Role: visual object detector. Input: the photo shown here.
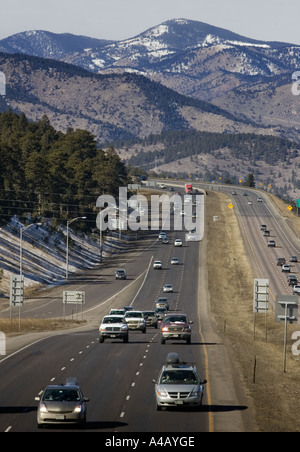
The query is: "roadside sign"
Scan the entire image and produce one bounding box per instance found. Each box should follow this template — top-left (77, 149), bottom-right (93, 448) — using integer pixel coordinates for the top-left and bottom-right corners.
top-left (10, 275), bottom-right (24, 306)
top-left (297, 199), bottom-right (300, 208)
top-left (275, 295), bottom-right (298, 323)
top-left (253, 279), bottom-right (269, 313)
top-left (63, 291), bottom-right (85, 304)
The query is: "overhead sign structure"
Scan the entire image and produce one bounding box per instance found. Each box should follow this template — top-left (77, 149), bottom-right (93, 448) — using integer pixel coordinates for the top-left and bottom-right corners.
top-left (253, 279), bottom-right (269, 313)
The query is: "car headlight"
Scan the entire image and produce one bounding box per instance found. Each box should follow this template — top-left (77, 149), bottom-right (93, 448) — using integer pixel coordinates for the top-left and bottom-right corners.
top-left (120, 325), bottom-right (128, 331)
top-left (162, 327), bottom-right (169, 332)
top-left (39, 402), bottom-right (48, 413)
top-left (74, 404), bottom-right (84, 414)
top-left (157, 389), bottom-right (168, 397)
top-left (190, 389), bottom-right (201, 397)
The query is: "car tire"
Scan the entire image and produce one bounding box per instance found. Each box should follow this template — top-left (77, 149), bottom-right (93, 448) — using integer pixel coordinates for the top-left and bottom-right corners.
top-left (156, 404), bottom-right (162, 411)
top-left (161, 337), bottom-right (165, 345)
top-left (186, 337), bottom-right (191, 344)
top-left (99, 336), bottom-right (104, 343)
top-left (123, 335), bottom-right (129, 343)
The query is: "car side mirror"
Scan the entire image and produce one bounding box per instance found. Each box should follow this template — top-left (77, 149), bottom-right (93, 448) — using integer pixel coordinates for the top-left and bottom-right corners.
top-left (201, 379), bottom-right (207, 385)
top-left (35, 397), bottom-right (40, 401)
top-left (152, 379), bottom-right (158, 384)
top-left (84, 397), bottom-right (90, 402)
top-left (189, 320), bottom-right (193, 324)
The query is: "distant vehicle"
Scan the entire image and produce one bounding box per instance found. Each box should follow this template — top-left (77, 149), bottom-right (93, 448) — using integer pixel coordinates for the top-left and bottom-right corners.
top-left (143, 311), bottom-right (158, 328)
top-left (99, 315), bottom-right (129, 343)
top-left (260, 225), bottom-right (267, 231)
top-left (257, 197), bottom-right (263, 202)
top-left (124, 310), bottom-right (146, 333)
top-left (156, 297), bottom-right (169, 311)
top-left (153, 260), bottom-right (163, 269)
top-left (162, 237), bottom-right (169, 244)
top-left (185, 183), bottom-right (193, 194)
top-left (160, 314), bottom-right (193, 345)
top-left (153, 353), bottom-right (207, 411)
top-left (109, 308), bottom-right (125, 316)
top-left (288, 275), bottom-right (297, 286)
top-left (159, 231), bottom-right (167, 239)
top-left (264, 230), bottom-right (270, 237)
top-left (115, 269), bottom-right (127, 280)
top-left (35, 378), bottom-right (89, 427)
top-left (171, 257), bottom-right (179, 265)
top-left (155, 307), bottom-right (168, 322)
top-left (268, 240), bottom-right (276, 247)
top-left (248, 201), bottom-right (252, 205)
top-left (243, 192), bottom-right (248, 196)
top-left (174, 239), bottom-right (183, 247)
top-left (277, 258), bottom-right (286, 266)
top-left (290, 256), bottom-right (298, 263)
top-left (293, 285), bottom-right (300, 295)
top-left (163, 284), bottom-right (173, 293)
top-left (282, 264), bottom-right (291, 273)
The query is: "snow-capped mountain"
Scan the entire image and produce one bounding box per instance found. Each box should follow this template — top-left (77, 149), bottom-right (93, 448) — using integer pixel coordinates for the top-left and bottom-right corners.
top-left (1, 19), bottom-right (300, 141)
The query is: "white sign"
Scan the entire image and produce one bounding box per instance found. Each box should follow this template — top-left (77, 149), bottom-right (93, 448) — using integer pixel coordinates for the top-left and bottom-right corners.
top-left (253, 279), bottom-right (269, 313)
top-left (10, 275), bottom-right (24, 306)
top-left (63, 291), bottom-right (85, 305)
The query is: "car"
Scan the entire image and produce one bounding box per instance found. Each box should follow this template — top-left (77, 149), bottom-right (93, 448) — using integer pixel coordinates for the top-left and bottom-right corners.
top-left (268, 240), bottom-right (276, 247)
top-left (290, 256), bottom-right (298, 263)
top-left (277, 258), bottom-right (286, 266)
top-left (171, 257), bottom-right (179, 265)
top-left (124, 310), bottom-right (146, 333)
top-left (109, 308), bottom-right (125, 316)
top-left (163, 284), bottom-right (173, 293)
top-left (257, 197), bottom-right (263, 202)
top-left (115, 269), bottom-right (127, 280)
top-left (293, 285), bottom-right (300, 295)
top-left (153, 260), bottom-right (163, 269)
top-left (99, 315), bottom-right (129, 343)
top-left (174, 239), bottom-right (183, 247)
top-left (35, 378), bottom-right (89, 428)
top-left (282, 264), bottom-right (291, 273)
top-left (248, 201), bottom-right (252, 205)
top-left (288, 275), bottom-right (298, 286)
top-left (162, 237), bottom-right (169, 244)
top-left (143, 311), bottom-right (158, 328)
top-left (153, 353), bottom-right (207, 411)
top-left (155, 307), bottom-right (168, 323)
top-left (156, 297), bottom-right (169, 310)
top-left (160, 314), bottom-right (193, 345)
top-left (260, 225), bottom-right (267, 231)
top-left (264, 230), bottom-right (271, 237)
top-left (159, 231), bottom-right (167, 239)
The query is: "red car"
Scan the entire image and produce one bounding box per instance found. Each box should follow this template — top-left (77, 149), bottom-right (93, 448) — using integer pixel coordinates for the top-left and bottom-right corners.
top-left (160, 314), bottom-right (193, 345)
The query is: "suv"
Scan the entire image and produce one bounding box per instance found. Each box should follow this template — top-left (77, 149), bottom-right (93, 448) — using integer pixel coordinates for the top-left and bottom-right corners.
top-left (153, 353), bottom-right (207, 411)
top-left (156, 297), bottom-right (169, 310)
top-left (99, 315), bottom-right (129, 343)
top-left (143, 311), bottom-right (158, 328)
top-left (35, 378), bottom-right (89, 427)
top-left (115, 269), bottom-right (127, 280)
top-left (160, 314), bottom-right (193, 344)
top-left (124, 310), bottom-right (146, 333)
top-left (153, 260), bottom-right (163, 270)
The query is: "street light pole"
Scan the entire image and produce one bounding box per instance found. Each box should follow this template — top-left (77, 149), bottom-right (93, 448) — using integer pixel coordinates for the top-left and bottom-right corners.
top-left (66, 216), bottom-right (87, 280)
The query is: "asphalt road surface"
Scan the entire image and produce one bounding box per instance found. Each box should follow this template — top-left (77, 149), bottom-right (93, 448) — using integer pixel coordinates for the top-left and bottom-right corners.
top-left (0, 188), bottom-right (269, 434)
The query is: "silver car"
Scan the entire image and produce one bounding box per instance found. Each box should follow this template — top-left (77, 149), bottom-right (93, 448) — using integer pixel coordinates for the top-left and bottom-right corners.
top-left (153, 354), bottom-right (207, 410)
top-left (36, 378), bottom-right (89, 427)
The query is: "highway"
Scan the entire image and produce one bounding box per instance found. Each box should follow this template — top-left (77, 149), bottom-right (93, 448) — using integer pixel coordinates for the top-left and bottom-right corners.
top-left (0, 192), bottom-right (256, 433)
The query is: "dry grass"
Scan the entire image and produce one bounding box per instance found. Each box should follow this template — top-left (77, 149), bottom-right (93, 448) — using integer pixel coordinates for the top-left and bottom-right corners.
top-left (206, 190), bottom-right (300, 432)
top-left (0, 318), bottom-right (85, 335)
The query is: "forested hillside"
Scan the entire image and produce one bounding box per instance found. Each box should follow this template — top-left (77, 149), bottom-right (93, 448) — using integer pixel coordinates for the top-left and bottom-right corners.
top-left (0, 111), bottom-right (129, 225)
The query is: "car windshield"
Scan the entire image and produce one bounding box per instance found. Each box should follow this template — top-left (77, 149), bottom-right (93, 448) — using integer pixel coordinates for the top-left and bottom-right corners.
top-left (126, 312), bottom-right (142, 318)
top-left (160, 370), bottom-right (198, 385)
top-left (103, 317), bottom-right (124, 324)
top-left (43, 388), bottom-right (81, 402)
top-left (164, 316), bottom-right (187, 324)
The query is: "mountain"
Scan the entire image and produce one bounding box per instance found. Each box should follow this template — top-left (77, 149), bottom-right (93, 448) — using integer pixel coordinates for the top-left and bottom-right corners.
top-left (1, 52), bottom-right (273, 143)
top-left (1, 19), bottom-right (300, 140)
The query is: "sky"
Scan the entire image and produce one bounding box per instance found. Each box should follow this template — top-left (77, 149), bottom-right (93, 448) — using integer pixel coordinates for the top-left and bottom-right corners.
top-left (1, 0), bottom-right (300, 45)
